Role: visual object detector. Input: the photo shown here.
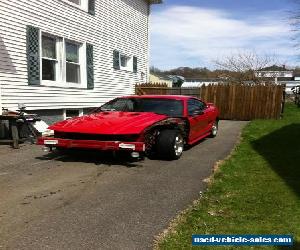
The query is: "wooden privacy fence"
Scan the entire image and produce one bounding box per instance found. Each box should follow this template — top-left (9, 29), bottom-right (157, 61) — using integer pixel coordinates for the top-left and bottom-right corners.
top-left (135, 83), bottom-right (285, 120)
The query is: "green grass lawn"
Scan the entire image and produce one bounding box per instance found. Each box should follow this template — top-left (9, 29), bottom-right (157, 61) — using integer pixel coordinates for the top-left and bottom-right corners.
top-left (157, 104), bottom-right (300, 250)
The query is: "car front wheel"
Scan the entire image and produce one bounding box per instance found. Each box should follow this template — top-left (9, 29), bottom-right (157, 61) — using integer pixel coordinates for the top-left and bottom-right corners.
top-left (156, 129), bottom-right (184, 160)
top-left (210, 121), bottom-right (219, 137)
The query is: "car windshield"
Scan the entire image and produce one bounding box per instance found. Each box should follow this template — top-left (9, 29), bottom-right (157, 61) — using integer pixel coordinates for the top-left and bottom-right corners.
top-left (100, 98), bottom-right (184, 117)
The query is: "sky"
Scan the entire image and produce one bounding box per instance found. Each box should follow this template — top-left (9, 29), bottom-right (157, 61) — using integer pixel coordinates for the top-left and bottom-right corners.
top-left (150, 0), bottom-right (298, 70)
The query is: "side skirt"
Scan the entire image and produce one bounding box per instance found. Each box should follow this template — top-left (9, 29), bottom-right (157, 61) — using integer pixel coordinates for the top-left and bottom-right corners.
top-left (187, 131), bottom-right (211, 145)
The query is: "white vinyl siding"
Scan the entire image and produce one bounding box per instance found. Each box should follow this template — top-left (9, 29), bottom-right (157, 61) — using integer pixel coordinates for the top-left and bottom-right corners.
top-left (0, 0), bottom-right (150, 111)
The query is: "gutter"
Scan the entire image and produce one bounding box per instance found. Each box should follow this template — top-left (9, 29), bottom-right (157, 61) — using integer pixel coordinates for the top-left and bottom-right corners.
top-left (149, 0), bottom-right (163, 4)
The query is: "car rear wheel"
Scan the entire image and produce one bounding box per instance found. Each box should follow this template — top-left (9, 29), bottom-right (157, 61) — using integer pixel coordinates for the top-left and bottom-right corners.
top-left (156, 130), bottom-right (184, 160)
top-left (210, 121), bottom-right (219, 137)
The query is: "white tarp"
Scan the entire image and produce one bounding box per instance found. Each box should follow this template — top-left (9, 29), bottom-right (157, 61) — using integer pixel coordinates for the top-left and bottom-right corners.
top-left (33, 120), bottom-right (54, 136)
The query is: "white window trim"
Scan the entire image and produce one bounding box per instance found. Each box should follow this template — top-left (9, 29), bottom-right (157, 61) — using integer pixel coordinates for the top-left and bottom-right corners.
top-left (63, 109), bottom-right (84, 120)
top-left (60, 0), bottom-right (89, 12)
top-left (40, 31), bottom-right (87, 88)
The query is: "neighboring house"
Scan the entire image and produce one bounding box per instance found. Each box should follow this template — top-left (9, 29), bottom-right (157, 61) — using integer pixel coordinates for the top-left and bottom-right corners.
top-left (255, 65), bottom-right (293, 84)
top-left (182, 78), bottom-right (220, 88)
top-left (294, 74), bottom-right (300, 81)
top-left (0, 0), bottom-right (162, 123)
top-left (280, 80), bottom-right (300, 94)
top-left (149, 73), bottom-right (173, 87)
top-left (281, 73), bottom-right (300, 94)
top-left (168, 75), bottom-right (185, 87)
top-left (255, 66), bottom-right (300, 94)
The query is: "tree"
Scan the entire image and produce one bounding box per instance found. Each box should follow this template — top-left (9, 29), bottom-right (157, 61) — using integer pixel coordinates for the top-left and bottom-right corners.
top-left (150, 66), bottom-right (162, 75)
top-left (214, 51), bottom-right (279, 84)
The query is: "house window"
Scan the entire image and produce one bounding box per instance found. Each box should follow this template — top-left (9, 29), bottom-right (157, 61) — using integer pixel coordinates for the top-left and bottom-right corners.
top-left (66, 41), bottom-right (81, 83)
top-left (63, 0), bottom-right (89, 11)
top-left (120, 54), bottom-right (129, 68)
top-left (120, 54), bottom-right (132, 71)
top-left (42, 35), bottom-right (58, 81)
top-left (67, 0), bottom-right (80, 5)
top-left (41, 32), bottom-right (85, 87)
top-left (64, 109), bottom-right (83, 120)
top-left (113, 50), bottom-right (137, 72)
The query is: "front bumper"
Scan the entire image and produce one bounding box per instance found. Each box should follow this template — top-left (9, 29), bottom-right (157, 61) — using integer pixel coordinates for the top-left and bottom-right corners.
top-left (37, 137), bottom-right (146, 152)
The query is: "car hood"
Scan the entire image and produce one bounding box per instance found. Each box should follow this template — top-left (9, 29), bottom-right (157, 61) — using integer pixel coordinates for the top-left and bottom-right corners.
top-left (49, 112), bottom-right (168, 135)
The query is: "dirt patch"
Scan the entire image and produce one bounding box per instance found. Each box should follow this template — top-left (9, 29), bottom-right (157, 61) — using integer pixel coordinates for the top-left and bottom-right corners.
top-left (0, 156), bottom-right (109, 245)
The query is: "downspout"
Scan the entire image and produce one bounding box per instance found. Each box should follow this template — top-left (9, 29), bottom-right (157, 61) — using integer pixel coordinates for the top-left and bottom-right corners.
top-left (147, 3), bottom-right (151, 83)
top-left (0, 81), bottom-right (2, 115)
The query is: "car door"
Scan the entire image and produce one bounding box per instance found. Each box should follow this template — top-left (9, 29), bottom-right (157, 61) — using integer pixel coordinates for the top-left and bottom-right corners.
top-left (187, 99), bottom-right (210, 142)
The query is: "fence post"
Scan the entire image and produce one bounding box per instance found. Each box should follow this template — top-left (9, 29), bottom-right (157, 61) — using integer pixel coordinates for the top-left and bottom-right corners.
top-left (281, 84), bottom-right (286, 119)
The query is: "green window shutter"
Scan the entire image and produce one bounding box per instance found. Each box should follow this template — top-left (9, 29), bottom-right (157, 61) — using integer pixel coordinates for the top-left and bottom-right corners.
top-left (113, 50), bottom-right (120, 70)
top-left (88, 0), bottom-right (95, 15)
top-left (26, 25), bottom-right (40, 85)
top-left (133, 56), bottom-right (138, 73)
top-left (86, 43), bottom-right (94, 90)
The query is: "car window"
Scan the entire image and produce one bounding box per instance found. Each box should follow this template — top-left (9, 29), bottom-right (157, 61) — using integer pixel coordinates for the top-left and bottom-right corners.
top-left (99, 98), bottom-right (183, 117)
top-left (101, 99), bottom-right (135, 112)
top-left (136, 99), bottom-right (183, 117)
top-left (188, 99), bottom-right (206, 116)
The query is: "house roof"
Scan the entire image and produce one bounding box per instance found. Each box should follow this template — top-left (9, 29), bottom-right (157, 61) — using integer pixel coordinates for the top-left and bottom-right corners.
top-left (259, 65), bottom-right (290, 72)
top-left (185, 78), bottom-right (221, 82)
top-left (149, 0), bottom-right (163, 4)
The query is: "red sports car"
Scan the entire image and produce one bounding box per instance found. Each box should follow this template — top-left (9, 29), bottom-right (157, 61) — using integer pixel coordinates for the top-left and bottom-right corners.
top-left (38, 95), bottom-right (219, 160)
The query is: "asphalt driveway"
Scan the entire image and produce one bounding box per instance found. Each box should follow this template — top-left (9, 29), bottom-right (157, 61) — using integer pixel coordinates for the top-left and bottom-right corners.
top-left (0, 120), bottom-right (247, 250)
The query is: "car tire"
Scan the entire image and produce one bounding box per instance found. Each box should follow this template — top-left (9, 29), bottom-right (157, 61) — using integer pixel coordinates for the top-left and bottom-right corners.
top-left (210, 120), bottom-right (219, 138)
top-left (156, 129), bottom-right (184, 160)
top-left (55, 147), bottom-right (69, 154)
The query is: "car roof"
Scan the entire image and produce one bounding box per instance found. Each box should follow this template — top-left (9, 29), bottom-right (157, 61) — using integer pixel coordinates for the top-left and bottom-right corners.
top-left (122, 95), bottom-right (194, 101)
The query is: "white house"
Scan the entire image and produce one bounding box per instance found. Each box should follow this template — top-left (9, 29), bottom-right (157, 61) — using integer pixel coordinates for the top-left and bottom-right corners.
top-left (255, 71), bottom-right (293, 78)
top-left (255, 65), bottom-right (294, 85)
top-left (182, 78), bottom-right (220, 88)
top-left (0, 0), bottom-right (162, 123)
top-left (294, 74), bottom-right (300, 81)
